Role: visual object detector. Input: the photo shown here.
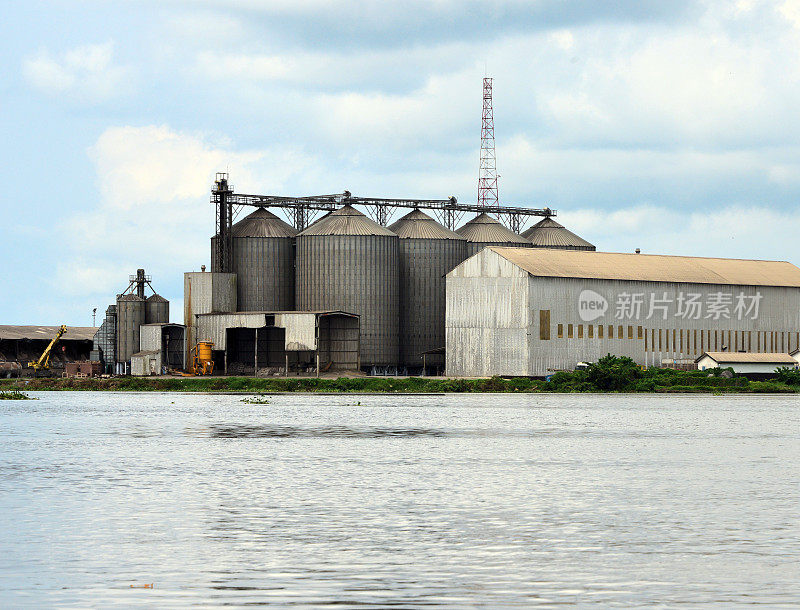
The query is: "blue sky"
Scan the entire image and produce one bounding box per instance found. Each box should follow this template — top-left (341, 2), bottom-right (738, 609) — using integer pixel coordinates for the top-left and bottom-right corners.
top-left (3, 0), bottom-right (800, 326)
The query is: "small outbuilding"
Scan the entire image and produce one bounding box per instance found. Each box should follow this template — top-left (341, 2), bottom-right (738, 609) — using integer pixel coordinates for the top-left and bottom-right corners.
top-left (695, 352), bottom-right (797, 375)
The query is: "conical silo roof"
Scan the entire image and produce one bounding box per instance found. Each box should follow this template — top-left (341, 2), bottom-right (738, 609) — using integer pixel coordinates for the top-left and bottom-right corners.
top-left (297, 204), bottom-right (397, 237)
top-left (455, 212), bottom-right (529, 244)
top-left (146, 293), bottom-right (168, 302)
top-left (521, 217), bottom-right (595, 250)
top-left (231, 208), bottom-right (297, 237)
top-left (388, 209), bottom-right (463, 240)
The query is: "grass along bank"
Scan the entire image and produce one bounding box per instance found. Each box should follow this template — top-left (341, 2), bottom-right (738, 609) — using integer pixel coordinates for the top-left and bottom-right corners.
top-left (1, 357), bottom-right (799, 393)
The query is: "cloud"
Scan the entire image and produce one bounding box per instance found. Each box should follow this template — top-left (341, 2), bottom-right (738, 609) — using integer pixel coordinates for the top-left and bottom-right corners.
top-left (559, 205), bottom-right (800, 263)
top-left (22, 42), bottom-right (129, 102)
top-left (56, 125), bottom-right (320, 309)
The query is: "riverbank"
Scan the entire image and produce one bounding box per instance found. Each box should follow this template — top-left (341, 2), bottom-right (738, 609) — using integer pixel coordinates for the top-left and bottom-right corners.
top-left (1, 369), bottom-right (798, 393)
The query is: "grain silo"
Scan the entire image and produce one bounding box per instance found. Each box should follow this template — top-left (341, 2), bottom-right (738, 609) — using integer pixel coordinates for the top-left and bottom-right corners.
top-left (521, 217), bottom-right (595, 251)
top-left (212, 208), bottom-right (297, 311)
top-left (145, 293), bottom-right (169, 324)
top-left (116, 293), bottom-right (145, 364)
top-left (388, 209), bottom-right (466, 371)
top-left (456, 212), bottom-right (531, 257)
top-left (296, 204), bottom-right (399, 369)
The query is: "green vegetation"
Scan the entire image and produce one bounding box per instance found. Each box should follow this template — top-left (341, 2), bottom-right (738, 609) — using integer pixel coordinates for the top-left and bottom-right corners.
top-left (0, 355), bottom-right (797, 394)
top-left (0, 389), bottom-right (34, 400)
top-left (543, 355), bottom-right (792, 393)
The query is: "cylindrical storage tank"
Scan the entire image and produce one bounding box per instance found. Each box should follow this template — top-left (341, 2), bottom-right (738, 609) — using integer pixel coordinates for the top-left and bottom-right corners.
top-left (116, 294), bottom-right (145, 363)
top-left (388, 209), bottom-right (466, 370)
top-left (296, 205), bottom-right (399, 368)
top-left (145, 294), bottom-right (169, 324)
top-left (456, 212), bottom-right (532, 257)
top-left (521, 216), bottom-right (596, 251)
top-left (212, 208), bottom-right (297, 311)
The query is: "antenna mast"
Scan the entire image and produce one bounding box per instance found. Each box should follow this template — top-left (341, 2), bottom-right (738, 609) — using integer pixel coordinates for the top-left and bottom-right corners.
top-left (478, 77), bottom-right (499, 207)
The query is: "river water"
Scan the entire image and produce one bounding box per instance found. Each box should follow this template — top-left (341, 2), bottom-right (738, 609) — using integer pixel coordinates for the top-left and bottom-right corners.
top-left (1, 392), bottom-right (798, 608)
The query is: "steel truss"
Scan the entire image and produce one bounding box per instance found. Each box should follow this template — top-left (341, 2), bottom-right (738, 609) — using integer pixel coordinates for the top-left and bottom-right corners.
top-left (211, 173), bottom-right (554, 272)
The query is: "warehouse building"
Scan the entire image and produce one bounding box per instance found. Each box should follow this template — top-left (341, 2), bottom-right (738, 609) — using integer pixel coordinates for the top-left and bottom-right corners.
top-left (446, 248), bottom-right (800, 377)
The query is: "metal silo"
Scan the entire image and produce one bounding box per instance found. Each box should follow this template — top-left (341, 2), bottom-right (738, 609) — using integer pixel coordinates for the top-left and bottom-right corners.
top-left (521, 216), bottom-right (596, 250)
top-left (212, 208), bottom-right (297, 311)
top-left (145, 293), bottom-right (169, 324)
top-left (116, 293), bottom-right (145, 363)
top-left (296, 204), bottom-right (399, 369)
top-left (388, 209), bottom-right (466, 371)
top-left (456, 212), bottom-right (531, 257)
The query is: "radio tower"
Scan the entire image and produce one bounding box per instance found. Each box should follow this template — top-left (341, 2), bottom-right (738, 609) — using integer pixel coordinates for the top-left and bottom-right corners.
top-left (477, 77), bottom-right (498, 207)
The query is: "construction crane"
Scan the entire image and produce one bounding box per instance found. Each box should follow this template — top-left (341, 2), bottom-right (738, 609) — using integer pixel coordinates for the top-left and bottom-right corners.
top-left (28, 325), bottom-right (67, 372)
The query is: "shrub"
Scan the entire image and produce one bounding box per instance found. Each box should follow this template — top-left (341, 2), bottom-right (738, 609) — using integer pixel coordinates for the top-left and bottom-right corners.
top-left (584, 354), bottom-right (642, 391)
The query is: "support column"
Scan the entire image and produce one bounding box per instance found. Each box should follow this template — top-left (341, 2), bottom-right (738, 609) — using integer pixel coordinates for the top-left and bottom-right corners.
top-left (316, 352), bottom-right (320, 378)
top-left (254, 328), bottom-right (258, 375)
top-left (285, 353), bottom-right (289, 377)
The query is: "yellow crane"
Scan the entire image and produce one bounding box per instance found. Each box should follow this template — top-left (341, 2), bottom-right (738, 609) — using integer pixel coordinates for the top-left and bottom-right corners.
top-left (28, 325), bottom-right (67, 371)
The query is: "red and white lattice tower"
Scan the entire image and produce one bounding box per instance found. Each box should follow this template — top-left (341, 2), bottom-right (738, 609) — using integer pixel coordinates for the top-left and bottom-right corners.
top-left (477, 77), bottom-right (498, 207)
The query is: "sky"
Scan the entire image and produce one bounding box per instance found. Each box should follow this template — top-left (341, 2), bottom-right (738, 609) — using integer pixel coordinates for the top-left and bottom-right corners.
top-left (3, 0), bottom-right (800, 326)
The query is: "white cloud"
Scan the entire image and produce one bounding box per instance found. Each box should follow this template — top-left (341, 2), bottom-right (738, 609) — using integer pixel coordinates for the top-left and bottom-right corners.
top-left (22, 42), bottom-right (129, 102)
top-left (56, 125), bottom-right (321, 307)
top-left (559, 205), bottom-right (800, 263)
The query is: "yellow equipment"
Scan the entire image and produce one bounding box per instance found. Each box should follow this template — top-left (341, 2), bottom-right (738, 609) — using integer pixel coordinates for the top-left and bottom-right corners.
top-left (28, 325), bottom-right (67, 371)
top-left (190, 342), bottom-right (215, 376)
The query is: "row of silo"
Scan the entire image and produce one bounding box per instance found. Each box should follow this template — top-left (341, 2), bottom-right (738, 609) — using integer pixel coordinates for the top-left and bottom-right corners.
top-left (209, 205), bottom-right (592, 371)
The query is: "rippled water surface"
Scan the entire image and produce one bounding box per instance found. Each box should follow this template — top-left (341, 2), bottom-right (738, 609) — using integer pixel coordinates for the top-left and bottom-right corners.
top-left (1, 392), bottom-right (799, 607)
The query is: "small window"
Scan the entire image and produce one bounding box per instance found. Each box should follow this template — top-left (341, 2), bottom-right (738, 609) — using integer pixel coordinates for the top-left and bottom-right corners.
top-left (568, 324), bottom-right (574, 338)
top-left (659, 329), bottom-right (663, 350)
top-left (609, 325), bottom-right (614, 338)
top-left (637, 326), bottom-right (643, 340)
top-left (588, 325), bottom-right (594, 338)
top-left (578, 324), bottom-right (583, 338)
top-left (598, 325), bottom-right (604, 338)
top-left (628, 325), bottom-right (633, 339)
top-left (558, 324), bottom-right (563, 338)
top-left (539, 310), bottom-right (551, 340)
top-left (618, 325), bottom-right (623, 339)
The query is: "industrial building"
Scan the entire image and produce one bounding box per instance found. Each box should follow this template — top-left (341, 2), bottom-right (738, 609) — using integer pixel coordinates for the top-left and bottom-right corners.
top-left (93, 269), bottom-right (181, 375)
top-left (0, 326), bottom-right (96, 377)
top-left (446, 247), bottom-right (800, 377)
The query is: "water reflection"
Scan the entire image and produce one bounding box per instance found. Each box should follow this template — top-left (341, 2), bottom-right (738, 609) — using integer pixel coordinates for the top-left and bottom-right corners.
top-left (206, 424), bottom-right (448, 438)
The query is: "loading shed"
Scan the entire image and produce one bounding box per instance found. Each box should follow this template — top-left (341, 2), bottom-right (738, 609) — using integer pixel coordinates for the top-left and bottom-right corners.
top-left (194, 311), bottom-right (360, 375)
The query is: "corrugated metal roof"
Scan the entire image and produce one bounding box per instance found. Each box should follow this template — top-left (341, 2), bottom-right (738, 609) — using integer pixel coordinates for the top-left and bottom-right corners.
top-left (231, 208), bottom-right (297, 238)
top-left (522, 217), bottom-right (595, 250)
top-left (297, 205), bottom-right (397, 237)
top-left (696, 352), bottom-right (797, 364)
top-left (456, 213), bottom-right (529, 244)
top-left (489, 247), bottom-right (800, 287)
top-left (388, 209), bottom-right (464, 240)
top-left (146, 294), bottom-right (168, 302)
top-left (0, 325), bottom-right (98, 341)
top-left (118, 294), bottom-right (144, 302)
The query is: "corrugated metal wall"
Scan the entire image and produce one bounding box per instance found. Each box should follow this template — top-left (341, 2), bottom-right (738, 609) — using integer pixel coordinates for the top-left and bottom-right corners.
top-left (116, 295), bottom-right (145, 363)
top-left (145, 294), bottom-right (169, 324)
top-left (233, 237), bottom-right (295, 311)
top-left (295, 235), bottom-right (399, 366)
top-left (397, 238), bottom-right (466, 367)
